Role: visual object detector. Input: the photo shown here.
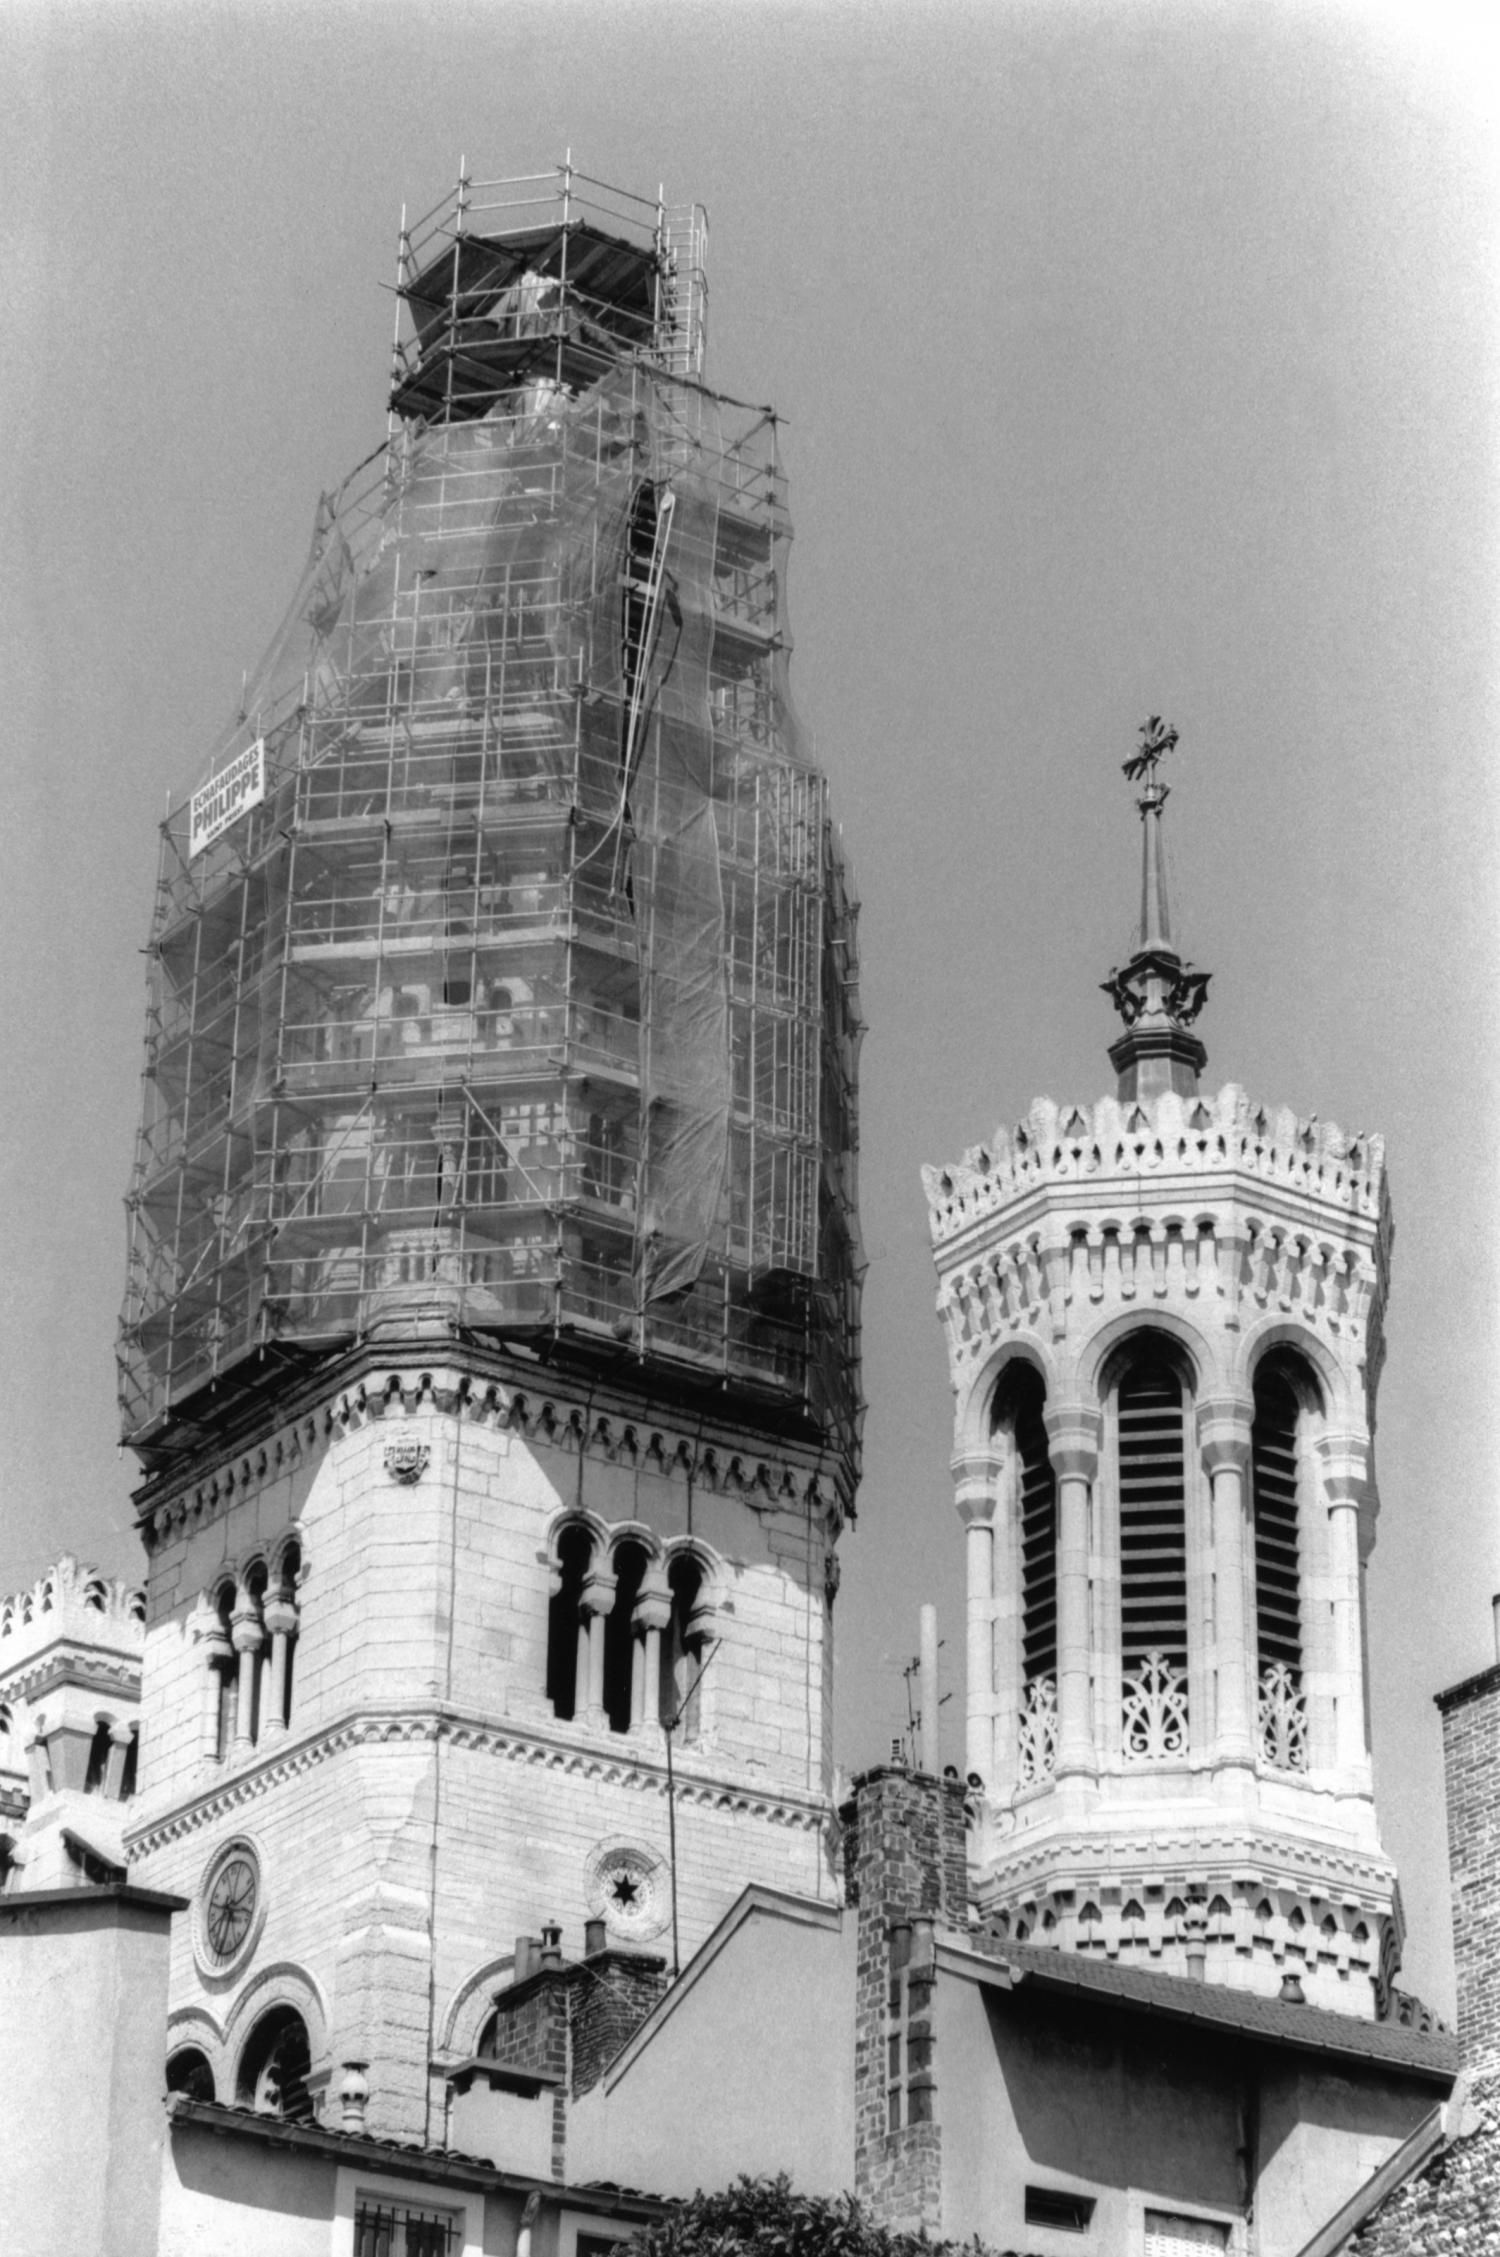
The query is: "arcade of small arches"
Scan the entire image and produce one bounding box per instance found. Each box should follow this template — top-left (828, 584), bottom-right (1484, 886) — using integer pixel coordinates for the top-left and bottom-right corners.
top-left (959, 1324), bottom-right (1369, 1796)
top-left (546, 1521), bottom-right (719, 1742)
top-left (198, 1537), bottom-right (305, 1762)
top-left (165, 2002), bottom-right (315, 2120)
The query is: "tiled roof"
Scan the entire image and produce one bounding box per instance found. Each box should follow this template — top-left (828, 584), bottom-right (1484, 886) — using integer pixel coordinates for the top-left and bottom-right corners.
top-left (975, 1939), bottom-right (1458, 2081)
top-left (165, 2097), bottom-right (666, 2210)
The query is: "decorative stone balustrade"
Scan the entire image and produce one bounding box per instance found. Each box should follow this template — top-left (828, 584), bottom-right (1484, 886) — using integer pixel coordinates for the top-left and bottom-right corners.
top-left (923, 1084), bottom-right (1387, 1248)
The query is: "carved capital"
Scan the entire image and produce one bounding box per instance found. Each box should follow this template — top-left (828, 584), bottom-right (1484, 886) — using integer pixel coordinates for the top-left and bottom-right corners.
top-left (1043, 1403), bottom-right (1102, 1482)
top-left (230, 1610), bottom-right (265, 1656)
top-left (262, 1599), bottom-right (298, 1639)
top-left (633, 1576), bottom-right (672, 1636)
top-left (1196, 1395), bottom-right (1253, 1477)
top-left (580, 1569), bottom-right (618, 1620)
top-left (951, 1451), bottom-right (1000, 1527)
top-left (1315, 1431), bottom-right (1370, 1509)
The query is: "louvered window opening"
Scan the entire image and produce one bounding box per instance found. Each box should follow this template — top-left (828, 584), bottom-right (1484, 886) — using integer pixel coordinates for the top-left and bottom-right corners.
top-left (1252, 1370), bottom-right (1302, 1676)
top-left (1118, 1359), bottom-right (1188, 1671)
top-left (1018, 1390), bottom-right (1058, 1684)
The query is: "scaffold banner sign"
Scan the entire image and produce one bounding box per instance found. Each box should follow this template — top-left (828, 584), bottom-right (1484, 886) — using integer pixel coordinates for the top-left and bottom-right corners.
top-left (190, 740), bottom-right (266, 858)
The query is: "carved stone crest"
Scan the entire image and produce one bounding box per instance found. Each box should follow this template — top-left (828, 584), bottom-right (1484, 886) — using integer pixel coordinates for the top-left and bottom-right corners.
top-left (383, 1437), bottom-right (430, 1486)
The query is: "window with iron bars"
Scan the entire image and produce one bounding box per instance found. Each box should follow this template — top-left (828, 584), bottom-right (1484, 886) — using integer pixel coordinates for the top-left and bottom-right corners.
top-left (354, 2196), bottom-right (462, 2257)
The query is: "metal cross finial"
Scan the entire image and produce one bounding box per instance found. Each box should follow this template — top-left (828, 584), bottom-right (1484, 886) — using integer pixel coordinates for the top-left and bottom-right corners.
top-left (1122, 715), bottom-right (1179, 786)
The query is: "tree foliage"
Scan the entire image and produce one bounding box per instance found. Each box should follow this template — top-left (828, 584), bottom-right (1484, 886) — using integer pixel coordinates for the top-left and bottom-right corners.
top-left (632, 2175), bottom-right (1037, 2257)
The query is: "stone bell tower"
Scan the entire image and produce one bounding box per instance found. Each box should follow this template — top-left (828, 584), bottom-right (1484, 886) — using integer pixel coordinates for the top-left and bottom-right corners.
top-left (922, 721), bottom-right (1402, 2017)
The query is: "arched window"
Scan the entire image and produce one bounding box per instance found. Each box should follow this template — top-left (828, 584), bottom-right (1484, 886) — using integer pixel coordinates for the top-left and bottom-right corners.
top-left (660, 1554), bottom-right (707, 1743)
top-left (166, 2047), bottom-right (216, 2102)
top-left (1116, 1339), bottom-right (1190, 1760)
top-left (603, 1542), bottom-right (648, 1735)
top-left (1253, 1354), bottom-right (1312, 1771)
top-left (205, 1550), bottom-right (302, 1763)
top-left (992, 1362), bottom-right (1057, 1784)
top-left (546, 1525), bottom-right (592, 1722)
top-left (237, 2006), bottom-right (314, 2120)
top-left (120, 1725), bottom-right (139, 1801)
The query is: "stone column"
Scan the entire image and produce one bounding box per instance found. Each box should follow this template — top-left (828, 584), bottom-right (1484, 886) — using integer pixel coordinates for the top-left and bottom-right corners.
top-left (1197, 1397), bottom-right (1256, 1769)
top-left (1043, 1405), bottom-right (1101, 1781)
top-left (261, 1599), bottom-right (298, 1741)
top-left (230, 1605), bottom-right (265, 1753)
top-left (635, 1577), bottom-right (671, 1730)
top-left (952, 1452), bottom-right (1000, 1788)
top-left (102, 1719), bottom-right (134, 1800)
top-left (198, 1614), bottom-right (235, 1759)
top-left (1316, 1435), bottom-right (1372, 1783)
top-left (580, 1567), bottom-right (616, 1728)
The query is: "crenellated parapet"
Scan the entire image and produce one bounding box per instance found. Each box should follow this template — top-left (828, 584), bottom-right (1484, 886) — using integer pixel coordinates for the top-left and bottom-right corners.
top-left (0, 1556), bottom-right (146, 1687)
top-left (924, 1084), bottom-right (1390, 1449)
top-left (924, 1085), bottom-right (1386, 1247)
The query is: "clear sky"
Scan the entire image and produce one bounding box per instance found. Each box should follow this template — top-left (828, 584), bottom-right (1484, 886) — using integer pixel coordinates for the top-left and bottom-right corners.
top-left (4, 0), bottom-right (1495, 2017)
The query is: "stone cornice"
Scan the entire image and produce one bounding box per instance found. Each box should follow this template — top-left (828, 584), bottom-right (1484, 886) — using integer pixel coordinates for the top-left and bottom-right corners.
top-left (924, 1085), bottom-right (1387, 1251)
top-left (0, 1649), bottom-right (142, 1706)
top-left (124, 1704), bottom-right (833, 1860)
top-left (979, 1826), bottom-right (1397, 1898)
top-left (137, 1361), bottom-right (849, 1556)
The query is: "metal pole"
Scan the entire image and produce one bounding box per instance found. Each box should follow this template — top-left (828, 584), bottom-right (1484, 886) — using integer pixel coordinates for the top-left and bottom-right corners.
top-left (665, 1714), bottom-right (680, 1980)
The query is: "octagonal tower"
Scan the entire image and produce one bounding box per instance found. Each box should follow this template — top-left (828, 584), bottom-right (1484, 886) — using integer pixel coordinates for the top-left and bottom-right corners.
top-left (922, 725), bottom-right (1401, 2018)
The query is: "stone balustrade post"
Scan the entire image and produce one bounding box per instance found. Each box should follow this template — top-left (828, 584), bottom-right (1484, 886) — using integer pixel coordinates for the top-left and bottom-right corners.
top-left (953, 1451), bottom-right (1000, 1788)
top-left (1197, 1397), bottom-right (1257, 1768)
top-left (1043, 1404), bottom-right (1102, 1780)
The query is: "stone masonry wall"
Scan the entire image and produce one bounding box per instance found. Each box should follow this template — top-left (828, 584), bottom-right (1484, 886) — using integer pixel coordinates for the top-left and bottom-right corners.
top-left (849, 1767), bottom-right (969, 2236)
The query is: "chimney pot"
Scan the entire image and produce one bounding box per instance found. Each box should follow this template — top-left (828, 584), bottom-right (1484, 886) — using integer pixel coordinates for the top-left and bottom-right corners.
top-left (585, 1917), bottom-right (607, 1958)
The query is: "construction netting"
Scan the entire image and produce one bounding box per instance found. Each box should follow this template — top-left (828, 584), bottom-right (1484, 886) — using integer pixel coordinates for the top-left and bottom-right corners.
top-left (119, 312), bottom-right (861, 1472)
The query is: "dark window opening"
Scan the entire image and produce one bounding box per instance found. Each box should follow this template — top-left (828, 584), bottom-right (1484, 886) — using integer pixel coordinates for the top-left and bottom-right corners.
top-left (83, 1720), bottom-right (113, 1795)
top-left (1117, 1349), bottom-right (1188, 1673)
top-left (1025, 2188), bottom-right (1096, 2231)
top-left (603, 1542), bottom-right (647, 1734)
top-left (993, 1363), bottom-right (1057, 1685)
top-left (1252, 1364), bottom-right (1303, 1677)
top-left (236, 2005), bottom-right (314, 2121)
top-left (660, 1554), bottom-right (706, 1741)
top-left (547, 1525), bottom-right (591, 1721)
top-left (166, 2047), bottom-right (216, 2103)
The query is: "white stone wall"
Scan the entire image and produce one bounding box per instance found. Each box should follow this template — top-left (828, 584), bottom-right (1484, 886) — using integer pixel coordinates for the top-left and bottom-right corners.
top-left (128, 1365), bottom-right (844, 2137)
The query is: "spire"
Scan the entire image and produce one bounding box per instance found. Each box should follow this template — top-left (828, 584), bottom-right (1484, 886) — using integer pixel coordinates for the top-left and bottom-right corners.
top-left (1101, 718), bottom-right (1211, 1102)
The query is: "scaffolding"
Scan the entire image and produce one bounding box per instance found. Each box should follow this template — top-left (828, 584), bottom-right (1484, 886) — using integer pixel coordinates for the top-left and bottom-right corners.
top-left (119, 164), bottom-right (862, 1479)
